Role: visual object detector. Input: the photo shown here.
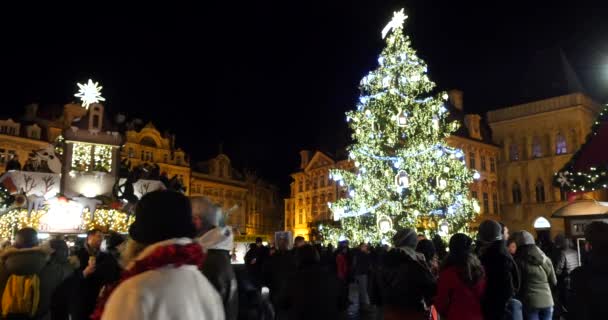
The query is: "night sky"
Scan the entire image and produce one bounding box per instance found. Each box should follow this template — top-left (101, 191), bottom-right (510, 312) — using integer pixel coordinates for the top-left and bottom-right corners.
top-left (1, 2), bottom-right (607, 194)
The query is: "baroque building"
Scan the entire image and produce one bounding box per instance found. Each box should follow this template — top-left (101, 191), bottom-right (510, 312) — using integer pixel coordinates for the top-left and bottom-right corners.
top-left (121, 122), bottom-right (190, 194)
top-left (190, 153), bottom-right (283, 238)
top-left (487, 92), bottom-right (600, 235)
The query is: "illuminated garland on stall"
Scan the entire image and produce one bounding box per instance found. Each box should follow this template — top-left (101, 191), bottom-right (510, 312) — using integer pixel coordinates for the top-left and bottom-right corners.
top-left (81, 208), bottom-right (133, 233)
top-left (554, 104), bottom-right (608, 192)
top-left (320, 9), bottom-right (478, 244)
top-left (0, 209), bottom-right (46, 239)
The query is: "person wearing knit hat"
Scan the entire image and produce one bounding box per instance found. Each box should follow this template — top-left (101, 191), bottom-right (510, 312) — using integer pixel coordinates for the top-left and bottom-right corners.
top-left (477, 219), bottom-right (503, 243)
top-left (375, 227), bottom-right (436, 319)
top-left (512, 230), bottom-right (556, 320)
top-left (96, 191), bottom-right (225, 320)
top-left (476, 220), bottom-right (521, 320)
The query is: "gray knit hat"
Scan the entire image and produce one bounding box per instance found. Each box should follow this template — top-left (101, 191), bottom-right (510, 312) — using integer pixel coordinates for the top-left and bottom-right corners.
top-left (513, 230), bottom-right (535, 246)
top-left (477, 220), bottom-right (503, 242)
top-left (393, 228), bottom-right (418, 249)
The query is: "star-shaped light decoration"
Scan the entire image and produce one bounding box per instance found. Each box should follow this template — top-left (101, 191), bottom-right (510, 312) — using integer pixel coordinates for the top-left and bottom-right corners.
top-left (74, 79), bottom-right (105, 109)
top-left (381, 8), bottom-right (407, 39)
top-left (557, 172), bottom-right (571, 187)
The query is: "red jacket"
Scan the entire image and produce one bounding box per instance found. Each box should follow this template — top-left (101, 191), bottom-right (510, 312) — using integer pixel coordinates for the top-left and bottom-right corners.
top-left (336, 253), bottom-right (349, 281)
top-left (435, 266), bottom-right (486, 320)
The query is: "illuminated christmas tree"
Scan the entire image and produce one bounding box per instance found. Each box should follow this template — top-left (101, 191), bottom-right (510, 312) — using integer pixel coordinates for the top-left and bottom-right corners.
top-left (324, 9), bottom-right (479, 244)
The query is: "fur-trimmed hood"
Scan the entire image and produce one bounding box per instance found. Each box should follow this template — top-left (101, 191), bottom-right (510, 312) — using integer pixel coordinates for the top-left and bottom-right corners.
top-left (0, 246), bottom-right (51, 275)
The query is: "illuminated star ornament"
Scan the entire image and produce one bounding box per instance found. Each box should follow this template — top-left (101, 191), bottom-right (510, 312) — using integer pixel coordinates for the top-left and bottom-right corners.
top-left (74, 79), bottom-right (105, 109)
top-left (381, 8), bottom-right (407, 39)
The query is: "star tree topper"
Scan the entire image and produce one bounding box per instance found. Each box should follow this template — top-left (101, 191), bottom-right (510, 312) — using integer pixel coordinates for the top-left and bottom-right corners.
top-left (381, 8), bottom-right (407, 39)
top-left (75, 79), bottom-right (105, 109)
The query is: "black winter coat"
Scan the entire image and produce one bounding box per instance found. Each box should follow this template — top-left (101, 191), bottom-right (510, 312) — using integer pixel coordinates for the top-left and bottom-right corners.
top-left (479, 241), bottom-right (520, 320)
top-left (71, 247), bottom-right (120, 320)
top-left (570, 253), bottom-right (608, 320)
top-left (373, 248), bottom-right (436, 313)
top-left (282, 265), bottom-right (343, 320)
top-left (201, 249), bottom-right (239, 320)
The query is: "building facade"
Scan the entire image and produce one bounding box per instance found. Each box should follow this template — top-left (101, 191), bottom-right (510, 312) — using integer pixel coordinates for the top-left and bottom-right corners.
top-left (190, 153), bottom-right (282, 238)
top-left (284, 151), bottom-right (353, 239)
top-left (487, 93), bottom-right (600, 235)
top-left (122, 123), bottom-right (190, 194)
top-left (446, 90), bottom-right (502, 226)
top-left (285, 90), bottom-right (500, 239)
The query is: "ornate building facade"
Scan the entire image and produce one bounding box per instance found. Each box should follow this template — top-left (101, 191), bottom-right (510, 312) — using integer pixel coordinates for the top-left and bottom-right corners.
top-left (122, 123), bottom-right (190, 194)
top-left (284, 151), bottom-right (353, 239)
top-left (285, 90), bottom-right (500, 239)
top-left (0, 104), bottom-right (63, 174)
top-left (190, 153), bottom-right (282, 238)
top-left (487, 93), bottom-right (600, 235)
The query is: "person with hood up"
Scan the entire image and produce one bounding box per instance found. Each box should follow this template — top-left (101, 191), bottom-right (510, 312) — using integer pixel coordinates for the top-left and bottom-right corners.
top-left (435, 233), bottom-right (486, 320)
top-left (93, 190), bottom-right (224, 320)
top-left (191, 196), bottom-right (238, 320)
top-left (550, 233), bottom-right (578, 317)
top-left (374, 228), bottom-right (436, 320)
top-left (0, 228), bottom-right (70, 320)
top-left (512, 230), bottom-right (557, 320)
top-left (476, 219), bottom-right (521, 320)
top-left (570, 221), bottom-right (608, 319)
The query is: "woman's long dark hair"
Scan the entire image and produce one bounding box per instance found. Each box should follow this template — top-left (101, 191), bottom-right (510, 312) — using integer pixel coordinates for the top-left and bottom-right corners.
top-left (441, 233), bottom-right (484, 287)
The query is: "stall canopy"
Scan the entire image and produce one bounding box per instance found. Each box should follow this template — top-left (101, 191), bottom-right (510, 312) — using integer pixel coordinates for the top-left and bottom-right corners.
top-left (554, 104), bottom-right (608, 192)
top-left (552, 199), bottom-right (608, 218)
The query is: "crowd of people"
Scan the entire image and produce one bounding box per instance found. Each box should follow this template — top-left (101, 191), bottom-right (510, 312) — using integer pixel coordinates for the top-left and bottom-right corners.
top-left (0, 189), bottom-right (605, 320)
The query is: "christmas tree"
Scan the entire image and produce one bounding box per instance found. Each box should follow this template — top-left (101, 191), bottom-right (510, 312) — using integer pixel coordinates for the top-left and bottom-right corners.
top-left (324, 9), bottom-right (479, 244)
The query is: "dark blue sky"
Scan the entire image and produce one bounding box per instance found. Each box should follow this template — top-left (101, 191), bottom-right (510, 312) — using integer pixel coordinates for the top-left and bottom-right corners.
top-left (1, 1), bottom-right (607, 193)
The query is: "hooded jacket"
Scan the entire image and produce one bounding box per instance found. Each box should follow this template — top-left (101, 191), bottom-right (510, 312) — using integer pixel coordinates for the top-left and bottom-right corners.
top-left (514, 244), bottom-right (557, 309)
top-left (198, 227), bottom-right (238, 320)
top-left (0, 246), bottom-right (69, 320)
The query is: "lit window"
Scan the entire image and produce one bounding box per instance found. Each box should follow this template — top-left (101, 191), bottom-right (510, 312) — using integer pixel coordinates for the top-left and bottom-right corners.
top-left (483, 192), bottom-right (489, 214)
top-left (469, 151), bottom-right (476, 169)
top-left (556, 133), bottom-right (567, 155)
top-left (509, 144), bottom-right (519, 161)
top-left (532, 136), bottom-right (542, 158)
top-left (535, 179), bottom-right (545, 203)
top-left (512, 182), bottom-right (522, 204)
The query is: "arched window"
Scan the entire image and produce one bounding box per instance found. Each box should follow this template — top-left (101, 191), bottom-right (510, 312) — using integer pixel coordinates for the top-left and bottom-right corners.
top-left (535, 179), bottom-right (545, 202)
top-left (509, 143), bottom-right (519, 161)
top-left (532, 136), bottom-right (542, 158)
top-left (556, 133), bottom-right (567, 154)
top-left (512, 182), bottom-right (522, 204)
top-left (533, 217), bottom-right (551, 229)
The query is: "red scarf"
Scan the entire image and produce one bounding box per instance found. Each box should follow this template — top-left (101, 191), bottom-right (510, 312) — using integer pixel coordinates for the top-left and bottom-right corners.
top-left (91, 242), bottom-right (206, 320)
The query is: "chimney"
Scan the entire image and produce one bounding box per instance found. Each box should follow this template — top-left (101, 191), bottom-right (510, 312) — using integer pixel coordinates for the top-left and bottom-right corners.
top-left (448, 89), bottom-right (464, 111)
top-left (299, 150), bottom-right (311, 169)
top-left (24, 104), bottom-right (38, 119)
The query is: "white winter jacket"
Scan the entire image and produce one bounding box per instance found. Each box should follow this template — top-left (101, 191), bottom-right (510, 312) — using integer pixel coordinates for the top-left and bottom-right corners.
top-left (101, 238), bottom-right (225, 320)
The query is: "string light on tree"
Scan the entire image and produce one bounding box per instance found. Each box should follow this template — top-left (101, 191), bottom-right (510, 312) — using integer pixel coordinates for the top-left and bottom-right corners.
top-left (321, 8), bottom-right (478, 243)
top-left (75, 79), bottom-right (105, 109)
